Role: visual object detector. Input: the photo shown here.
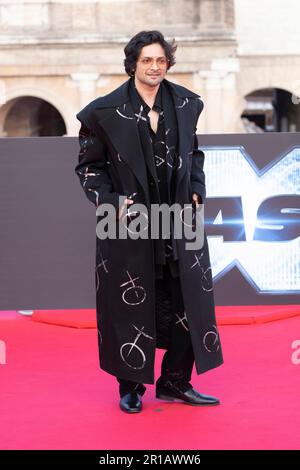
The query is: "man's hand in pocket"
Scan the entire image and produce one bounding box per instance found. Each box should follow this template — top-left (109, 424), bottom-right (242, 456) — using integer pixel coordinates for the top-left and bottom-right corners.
top-left (192, 193), bottom-right (202, 208)
top-left (118, 197), bottom-right (134, 220)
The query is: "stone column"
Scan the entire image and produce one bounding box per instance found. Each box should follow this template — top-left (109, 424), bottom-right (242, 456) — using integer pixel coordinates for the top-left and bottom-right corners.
top-left (69, 73), bottom-right (99, 134)
top-left (194, 57), bottom-right (241, 133)
top-left (71, 73), bottom-right (100, 108)
top-left (0, 81), bottom-right (9, 137)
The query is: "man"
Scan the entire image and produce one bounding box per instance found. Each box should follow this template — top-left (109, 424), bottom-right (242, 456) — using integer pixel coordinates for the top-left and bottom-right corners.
top-left (75, 30), bottom-right (223, 413)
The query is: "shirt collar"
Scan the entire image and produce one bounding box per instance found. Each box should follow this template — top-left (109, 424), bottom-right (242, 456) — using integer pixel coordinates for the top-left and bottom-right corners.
top-left (129, 78), bottom-right (163, 114)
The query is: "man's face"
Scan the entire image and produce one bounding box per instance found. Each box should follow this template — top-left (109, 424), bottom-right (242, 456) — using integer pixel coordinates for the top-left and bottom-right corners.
top-left (134, 43), bottom-right (168, 88)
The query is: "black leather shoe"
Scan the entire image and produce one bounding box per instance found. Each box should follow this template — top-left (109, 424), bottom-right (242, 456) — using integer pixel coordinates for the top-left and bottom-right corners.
top-left (156, 381), bottom-right (220, 406)
top-left (119, 392), bottom-right (142, 413)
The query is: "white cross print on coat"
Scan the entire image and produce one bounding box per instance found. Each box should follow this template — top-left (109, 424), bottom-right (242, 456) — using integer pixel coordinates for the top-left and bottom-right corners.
top-left (120, 270), bottom-right (146, 305)
top-left (155, 140), bottom-right (176, 168)
top-left (176, 97), bottom-right (189, 109)
top-left (77, 167), bottom-right (100, 188)
top-left (134, 105), bottom-right (147, 124)
top-left (190, 253), bottom-right (213, 292)
top-left (95, 252), bottom-right (109, 291)
top-left (175, 312), bottom-right (189, 331)
top-left (203, 325), bottom-right (220, 353)
top-left (120, 324), bottom-right (154, 370)
top-left (116, 103), bottom-right (135, 120)
top-left (87, 188), bottom-right (100, 207)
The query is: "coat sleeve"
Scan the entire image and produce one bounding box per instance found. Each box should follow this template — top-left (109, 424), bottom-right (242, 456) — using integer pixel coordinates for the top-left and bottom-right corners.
top-left (74, 108), bottom-right (120, 210)
top-left (190, 99), bottom-right (206, 204)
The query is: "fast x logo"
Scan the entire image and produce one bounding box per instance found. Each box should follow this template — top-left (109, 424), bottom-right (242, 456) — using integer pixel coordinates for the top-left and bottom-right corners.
top-left (203, 146), bottom-right (300, 294)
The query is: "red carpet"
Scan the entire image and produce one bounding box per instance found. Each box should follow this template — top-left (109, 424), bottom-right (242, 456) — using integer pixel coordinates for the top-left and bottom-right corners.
top-left (32, 309), bottom-right (97, 328)
top-left (31, 304), bottom-right (300, 328)
top-left (1, 309), bottom-right (300, 449)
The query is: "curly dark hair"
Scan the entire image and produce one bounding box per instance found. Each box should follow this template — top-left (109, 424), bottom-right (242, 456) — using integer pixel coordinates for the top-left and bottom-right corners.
top-left (124, 30), bottom-right (177, 77)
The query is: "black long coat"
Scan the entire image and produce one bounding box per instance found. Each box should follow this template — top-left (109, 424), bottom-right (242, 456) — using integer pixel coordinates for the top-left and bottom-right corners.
top-left (75, 77), bottom-right (223, 384)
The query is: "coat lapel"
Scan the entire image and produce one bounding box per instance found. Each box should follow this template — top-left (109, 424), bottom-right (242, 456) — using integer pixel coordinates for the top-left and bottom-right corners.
top-left (165, 80), bottom-right (200, 193)
top-left (92, 80), bottom-right (150, 206)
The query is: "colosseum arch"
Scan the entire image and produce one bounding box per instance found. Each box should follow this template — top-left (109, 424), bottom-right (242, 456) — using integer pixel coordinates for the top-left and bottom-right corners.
top-left (240, 86), bottom-right (300, 133)
top-left (0, 87), bottom-right (72, 137)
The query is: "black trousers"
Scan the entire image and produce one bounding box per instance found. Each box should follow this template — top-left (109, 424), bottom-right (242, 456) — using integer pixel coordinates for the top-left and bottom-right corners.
top-left (117, 263), bottom-right (195, 397)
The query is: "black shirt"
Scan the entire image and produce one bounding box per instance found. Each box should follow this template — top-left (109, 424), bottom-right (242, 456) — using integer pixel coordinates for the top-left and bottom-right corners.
top-left (129, 78), bottom-right (179, 279)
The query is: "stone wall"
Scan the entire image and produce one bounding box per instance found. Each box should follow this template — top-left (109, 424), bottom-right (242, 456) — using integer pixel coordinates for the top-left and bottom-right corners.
top-left (0, 0), bottom-right (298, 135)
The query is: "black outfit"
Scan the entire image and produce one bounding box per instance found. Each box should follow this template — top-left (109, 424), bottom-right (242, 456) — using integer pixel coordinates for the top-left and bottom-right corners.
top-left (117, 80), bottom-right (195, 397)
top-left (128, 79), bottom-right (179, 280)
top-left (118, 262), bottom-right (195, 397)
top-left (75, 77), bottom-right (224, 385)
